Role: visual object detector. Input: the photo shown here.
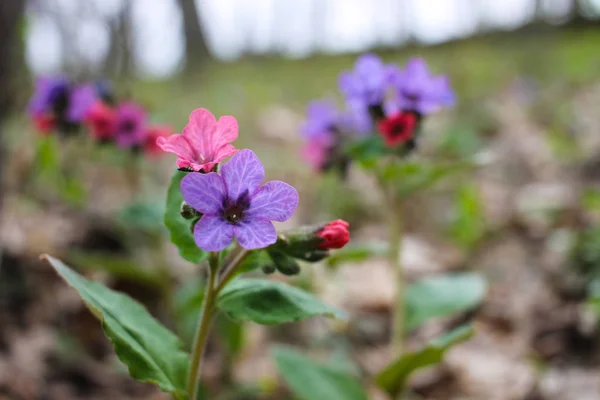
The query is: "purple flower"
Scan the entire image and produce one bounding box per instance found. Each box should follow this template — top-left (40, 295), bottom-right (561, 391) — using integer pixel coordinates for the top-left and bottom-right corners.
top-left (181, 149), bottom-right (299, 251)
top-left (390, 58), bottom-right (455, 115)
top-left (301, 100), bottom-right (339, 139)
top-left (66, 84), bottom-right (97, 122)
top-left (114, 102), bottom-right (148, 148)
top-left (338, 53), bottom-right (395, 106)
top-left (27, 76), bottom-right (70, 117)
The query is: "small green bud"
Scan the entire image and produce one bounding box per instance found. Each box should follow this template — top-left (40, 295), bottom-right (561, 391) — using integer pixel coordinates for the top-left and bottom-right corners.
top-left (180, 201), bottom-right (201, 220)
top-left (261, 264), bottom-right (276, 274)
top-left (189, 217), bottom-right (200, 234)
top-left (292, 249), bottom-right (330, 262)
top-left (268, 250), bottom-right (301, 276)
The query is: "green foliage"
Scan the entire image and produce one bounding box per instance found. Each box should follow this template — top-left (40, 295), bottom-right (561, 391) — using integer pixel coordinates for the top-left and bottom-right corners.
top-left (375, 324), bottom-right (474, 397)
top-left (118, 200), bottom-right (165, 234)
top-left (406, 273), bottom-right (486, 331)
top-left (326, 240), bottom-right (388, 268)
top-left (570, 226), bottom-right (600, 284)
top-left (42, 255), bottom-right (189, 398)
top-left (449, 184), bottom-right (486, 250)
top-left (217, 278), bottom-right (345, 325)
top-left (272, 346), bottom-right (368, 400)
top-left (68, 251), bottom-right (165, 288)
top-left (380, 160), bottom-right (469, 199)
top-left (435, 127), bottom-right (482, 159)
top-left (173, 277), bottom-right (206, 347)
top-left (165, 170), bottom-right (207, 264)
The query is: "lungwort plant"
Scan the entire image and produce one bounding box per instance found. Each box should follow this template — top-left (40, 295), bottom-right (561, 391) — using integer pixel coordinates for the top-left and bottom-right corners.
top-left (42, 108), bottom-right (352, 400)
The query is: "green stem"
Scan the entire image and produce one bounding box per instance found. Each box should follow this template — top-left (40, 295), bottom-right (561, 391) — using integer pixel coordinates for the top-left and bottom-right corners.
top-left (215, 248), bottom-right (249, 293)
top-left (389, 197), bottom-right (404, 354)
top-left (187, 252), bottom-right (219, 400)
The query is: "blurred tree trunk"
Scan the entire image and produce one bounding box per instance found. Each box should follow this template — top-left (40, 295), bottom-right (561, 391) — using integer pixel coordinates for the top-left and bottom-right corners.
top-left (177, 0), bottom-right (211, 71)
top-left (0, 0), bottom-right (26, 215)
top-left (104, 0), bottom-right (134, 77)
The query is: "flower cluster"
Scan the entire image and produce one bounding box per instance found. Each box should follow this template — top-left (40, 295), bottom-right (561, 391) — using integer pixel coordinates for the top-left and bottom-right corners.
top-left (27, 76), bottom-right (172, 157)
top-left (160, 108), bottom-right (350, 273)
top-left (301, 54), bottom-right (454, 172)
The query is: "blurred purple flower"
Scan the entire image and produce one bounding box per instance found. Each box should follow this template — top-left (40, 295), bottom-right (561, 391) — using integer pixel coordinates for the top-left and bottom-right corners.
top-left (114, 102), bottom-right (148, 148)
top-left (181, 149), bottom-right (299, 251)
top-left (301, 100), bottom-right (339, 139)
top-left (390, 58), bottom-right (455, 115)
top-left (27, 76), bottom-right (70, 117)
top-left (338, 53), bottom-right (395, 106)
top-left (66, 84), bottom-right (97, 122)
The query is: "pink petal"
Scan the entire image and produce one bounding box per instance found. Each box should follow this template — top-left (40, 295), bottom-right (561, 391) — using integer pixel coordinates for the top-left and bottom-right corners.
top-left (217, 115), bottom-right (238, 143)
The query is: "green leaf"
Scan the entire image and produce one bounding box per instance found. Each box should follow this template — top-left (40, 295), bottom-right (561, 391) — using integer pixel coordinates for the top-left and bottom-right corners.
top-left (42, 255), bottom-right (189, 398)
top-left (326, 240), bottom-right (388, 268)
top-left (406, 273), bottom-right (486, 331)
top-left (217, 279), bottom-right (345, 325)
top-left (449, 184), bottom-right (486, 250)
top-left (381, 161), bottom-right (469, 198)
top-left (375, 325), bottom-right (474, 397)
top-left (165, 170), bottom-right (207, 264)
top-left (68, 251), bottom-right (164, 288)
top-left (272, 346), bottom-right (368, 400)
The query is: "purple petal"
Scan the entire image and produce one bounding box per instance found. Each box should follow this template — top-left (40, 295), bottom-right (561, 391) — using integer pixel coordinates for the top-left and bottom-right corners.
top-left (246, 181), bottom-right (298, 222)
top-left (181, 172), bottom-right (226, 215)
top-left (220, 149), bottom-right (264, 202)
top-left (233, 219), bottom-right (277, 250)
top-left (193, 215), bottom-right (234, 251)
top-left (66, 84), bottom-right (97, 122)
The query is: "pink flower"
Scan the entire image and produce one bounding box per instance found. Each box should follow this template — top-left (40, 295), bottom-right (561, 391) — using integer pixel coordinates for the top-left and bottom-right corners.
top-left (157, 108), bottom-right (238, 172)
top-left (85, 101), bottom-right (116, 141)
top-left (144, 125), bottom-right (172, 156)
top-left (32, 113), bottom-right (56, 135)
top-left (301, 133), bottom-right (334, 171)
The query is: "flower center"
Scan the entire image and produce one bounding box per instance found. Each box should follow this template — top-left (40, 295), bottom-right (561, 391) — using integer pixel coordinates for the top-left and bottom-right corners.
top-left (224, 204), bottom-right (245, 224)
top-left (120, 119), bottom-right (136, 135)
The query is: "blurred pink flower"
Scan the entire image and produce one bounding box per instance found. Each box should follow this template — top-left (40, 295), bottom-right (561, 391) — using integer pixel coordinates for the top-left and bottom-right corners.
top-left (145, 125), bottom-right (172, 156)
top-left (301, 133), bottom-right (334, 171)
top-left (157, 108), bottom-right (238, 172)
top-left (85, 101), bottom-right (116, 141)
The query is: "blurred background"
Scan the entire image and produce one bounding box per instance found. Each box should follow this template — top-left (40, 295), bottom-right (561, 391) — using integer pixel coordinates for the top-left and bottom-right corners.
top-left (2, 1), bottom-right (600, 399)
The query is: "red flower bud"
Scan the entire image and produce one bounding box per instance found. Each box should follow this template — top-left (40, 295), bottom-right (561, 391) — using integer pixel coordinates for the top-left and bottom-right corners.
top-left (316, 219), bottom-right (350, 249)
top-left (376, 112), bottom-right (418, 147)
top-left (33, 113), bottom-right (56, 135)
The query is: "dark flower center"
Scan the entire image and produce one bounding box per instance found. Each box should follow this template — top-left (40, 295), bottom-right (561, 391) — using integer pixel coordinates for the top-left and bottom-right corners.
top-left (224, 190), bottom-right (251, 225)
top-left (390, 121), bottom-right (407, 137)
top-left (225, 204), bottom-right (245, 224)
top-left (120, 119), bottom-right (137, 135)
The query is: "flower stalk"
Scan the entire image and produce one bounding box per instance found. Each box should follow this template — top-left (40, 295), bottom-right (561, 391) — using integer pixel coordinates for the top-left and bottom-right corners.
top-left (389, 198), bottom-right (404, 354)
top-left (187, 252), bottom-right (219, 400)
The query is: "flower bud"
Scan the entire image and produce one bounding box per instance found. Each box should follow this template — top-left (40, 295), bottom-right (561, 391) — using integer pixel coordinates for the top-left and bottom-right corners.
top-left (180, 201), bottom-right (202, 220)
top-left (261, 264), bottom-right (276, 274)
top-left (268, 250), bottom-right (301, 276)
top-left (316, 220), bottom-right (350, 249)
top-left (291, 249), bottom-right (330, 262)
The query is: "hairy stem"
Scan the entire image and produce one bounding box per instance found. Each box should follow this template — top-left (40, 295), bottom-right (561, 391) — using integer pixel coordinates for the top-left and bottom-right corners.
top-left (389, 196), bottom-right (404, 354)
top-left (188, 252), bottom-right (219, 400)
top-left (215, 248), bottom-right (249, 293)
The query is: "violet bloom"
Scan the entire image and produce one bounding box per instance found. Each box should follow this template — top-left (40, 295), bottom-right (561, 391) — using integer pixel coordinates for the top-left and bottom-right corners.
top-left (66, 84), bottom-right (97, 122)
top-left (390, 58), bottom-right (455, 115)
top-left (338, 53), bottom-right (395, 106)
top-left (114, 102), bottom-right (148, 148)
top-left (27, 76), bottom-right (70, 117)
top-left (181, 149), bottom-right (299, 251)
top-left (301, 100), bottom-right (339, 139)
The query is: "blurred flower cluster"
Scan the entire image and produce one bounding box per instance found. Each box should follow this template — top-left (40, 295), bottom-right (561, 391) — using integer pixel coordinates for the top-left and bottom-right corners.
top-left (301, 54), bottom-right (455, 174)
top-left (27, 76), bottom-right (172, 157)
